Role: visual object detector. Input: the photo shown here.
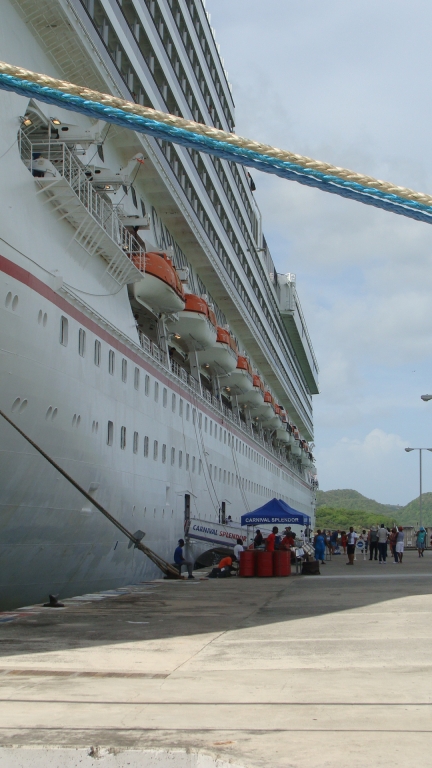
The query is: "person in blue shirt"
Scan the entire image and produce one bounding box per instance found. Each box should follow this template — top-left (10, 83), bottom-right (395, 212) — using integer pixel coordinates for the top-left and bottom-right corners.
top-left (174, 539), bottom-right (194, 579)
top-left (416, 527), bottom-right (427, 557)
top-left (314, 529), bottom-right (326, 565)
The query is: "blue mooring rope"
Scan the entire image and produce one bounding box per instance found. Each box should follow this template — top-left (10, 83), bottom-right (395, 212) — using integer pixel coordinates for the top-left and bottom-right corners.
top-left (2, 72), bottom-right (432, 225)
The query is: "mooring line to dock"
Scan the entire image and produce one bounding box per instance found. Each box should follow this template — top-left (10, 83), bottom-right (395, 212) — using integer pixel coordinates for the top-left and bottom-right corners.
top-left (1, 60), bottom-right (432, 224)
top-left (0, 409), bottom-right (181, 579)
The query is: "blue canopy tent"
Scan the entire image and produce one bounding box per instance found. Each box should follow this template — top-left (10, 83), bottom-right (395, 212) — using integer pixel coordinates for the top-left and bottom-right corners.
top-left (241, 498), bottom-right (311, 527)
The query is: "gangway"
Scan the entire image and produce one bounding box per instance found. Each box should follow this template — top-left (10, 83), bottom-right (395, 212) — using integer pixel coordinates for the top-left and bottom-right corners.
top-left (18, 130), bottom-right (144, 286)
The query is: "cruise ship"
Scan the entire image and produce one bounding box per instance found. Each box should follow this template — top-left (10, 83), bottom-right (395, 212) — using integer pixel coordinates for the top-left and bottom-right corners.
top-left (0, 0), bottom-right (319, 610)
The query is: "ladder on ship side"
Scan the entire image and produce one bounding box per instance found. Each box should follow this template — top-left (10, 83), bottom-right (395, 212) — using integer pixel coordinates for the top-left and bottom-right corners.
top-left (19, 131), bottom-right (145, 286)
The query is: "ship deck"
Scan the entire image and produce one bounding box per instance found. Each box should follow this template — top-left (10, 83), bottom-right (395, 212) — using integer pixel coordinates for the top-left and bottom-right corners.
top-left (1, 551), bottom-right (432, 767)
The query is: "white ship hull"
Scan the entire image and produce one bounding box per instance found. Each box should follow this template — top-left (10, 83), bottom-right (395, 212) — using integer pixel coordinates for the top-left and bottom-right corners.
top-left (0, 0), bottom-right (317, 610)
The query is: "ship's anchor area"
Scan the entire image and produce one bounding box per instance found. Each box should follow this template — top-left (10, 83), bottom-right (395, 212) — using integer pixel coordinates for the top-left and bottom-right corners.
top-left (0, 410), bottom-right (182, 582)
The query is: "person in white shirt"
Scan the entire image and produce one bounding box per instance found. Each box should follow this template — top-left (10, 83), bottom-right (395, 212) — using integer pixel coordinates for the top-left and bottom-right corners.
top-left (377, 524), bottom-right (389, 563)
top-left (233, 538), bottom-right (244, 561)
top-left (346, 527), bottom-right (358, 566)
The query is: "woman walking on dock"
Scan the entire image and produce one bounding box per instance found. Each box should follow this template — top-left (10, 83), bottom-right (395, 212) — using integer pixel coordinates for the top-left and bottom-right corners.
top-left (416, 527), bottom-right (427, 557)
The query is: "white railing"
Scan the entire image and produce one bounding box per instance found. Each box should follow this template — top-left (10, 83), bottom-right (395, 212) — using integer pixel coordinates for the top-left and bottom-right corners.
top-left (18, 131), bottom-right (145, 269)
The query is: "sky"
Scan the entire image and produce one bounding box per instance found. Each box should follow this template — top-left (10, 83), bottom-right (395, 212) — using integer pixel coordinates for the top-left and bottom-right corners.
top-left (208, 0), bottom-right (432, 505)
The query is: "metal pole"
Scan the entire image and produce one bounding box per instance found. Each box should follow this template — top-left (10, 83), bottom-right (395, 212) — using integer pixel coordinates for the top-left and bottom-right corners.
top-left (419, 448), bottom-right (423, 528)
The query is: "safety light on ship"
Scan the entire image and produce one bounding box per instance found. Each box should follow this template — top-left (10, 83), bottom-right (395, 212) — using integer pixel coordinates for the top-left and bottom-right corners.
top-left (51, 117), bottom-right (61, 125)
top-left (20, 116), bottom-right (32, 127)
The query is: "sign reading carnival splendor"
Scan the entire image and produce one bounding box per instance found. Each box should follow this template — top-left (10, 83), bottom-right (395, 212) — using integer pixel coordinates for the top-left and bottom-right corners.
top-left (186, 519), bottom-right (247, 549)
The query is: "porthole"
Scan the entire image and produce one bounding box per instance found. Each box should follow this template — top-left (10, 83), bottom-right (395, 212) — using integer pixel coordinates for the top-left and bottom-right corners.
top-left (38, 310), bottom-right (43, 324)
top-left (76, 415), bottom-right (81, 426)
top-left (5, 292), bottom-right (12, 308)
top-left (72, 414), bottom-right (77, 426)
top-left (19, 399), bottom-right (28, 413)
top-left (11, 398), bottom-right (20, 412)
top-left (12, 295), bottom-right (18, 311)
top-left (43, 313), bottom-right (47, 327)
top-left (46, 406), bottom-right (53, 420)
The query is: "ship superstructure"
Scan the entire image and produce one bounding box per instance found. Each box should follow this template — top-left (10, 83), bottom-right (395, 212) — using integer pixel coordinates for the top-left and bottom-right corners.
top-left (0, 0), bottom-right (318, 610)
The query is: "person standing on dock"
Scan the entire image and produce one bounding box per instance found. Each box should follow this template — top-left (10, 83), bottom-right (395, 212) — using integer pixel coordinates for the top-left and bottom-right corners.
top-left (254, 529), bottom-right (264, 548)
top-left (369, 526), bottom-right (379, 561)
top-left (314, 529), bottom-right (326, 565)
top-left (377, 524), bottom-right (389, 564)
top-left (265, 527), bottom-right (279, 552)
top-left (233, 538), bottom-right (244, 561)
top-left (395, 527), bottom-right (404, 563)
top-left (416, 527), bottom-right (427, 557)
top-left (346, 527), bottom-right (358, 566)
top-left (174, 539), bottom-right (194, 579)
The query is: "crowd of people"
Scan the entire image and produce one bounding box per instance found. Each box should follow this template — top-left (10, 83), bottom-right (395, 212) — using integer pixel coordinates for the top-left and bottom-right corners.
top-left (173, 526), bottom-right (304, 579)
top-left (173, 524), bottom-right (430, 579)
top-left (313, 525), bottom-right (429, 565)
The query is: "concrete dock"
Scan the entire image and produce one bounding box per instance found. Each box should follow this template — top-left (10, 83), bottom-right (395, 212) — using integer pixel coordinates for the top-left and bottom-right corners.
top-left (1, 550), bottom-right (432, 767)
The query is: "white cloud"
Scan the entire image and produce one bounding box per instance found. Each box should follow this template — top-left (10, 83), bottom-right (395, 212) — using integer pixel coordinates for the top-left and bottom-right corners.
top-left (316, 429), bottom-right (411, 504)
top-left (209, 0), bottom-right (432, 502)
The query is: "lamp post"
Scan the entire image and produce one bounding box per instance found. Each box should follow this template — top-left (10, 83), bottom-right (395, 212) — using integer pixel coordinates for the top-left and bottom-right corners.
top-left (404, 448), bottom-right (432, 527)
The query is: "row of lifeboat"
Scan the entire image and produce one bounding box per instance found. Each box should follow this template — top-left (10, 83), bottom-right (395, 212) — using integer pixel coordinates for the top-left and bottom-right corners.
top-left (132, 252), bottom-right (315, 469)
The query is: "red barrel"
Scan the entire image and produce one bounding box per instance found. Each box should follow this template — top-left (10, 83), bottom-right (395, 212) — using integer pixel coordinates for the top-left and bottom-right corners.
top-left (239, 550), bottom-right (256, 577)
top-left (273, 550), bottom-right (291, 577)
top-left (256, 551), bottom-right (273, 577)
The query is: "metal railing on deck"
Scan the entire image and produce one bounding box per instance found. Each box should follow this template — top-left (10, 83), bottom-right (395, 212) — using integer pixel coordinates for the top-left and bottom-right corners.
top-left (18, 131), bottom-right (145, 270)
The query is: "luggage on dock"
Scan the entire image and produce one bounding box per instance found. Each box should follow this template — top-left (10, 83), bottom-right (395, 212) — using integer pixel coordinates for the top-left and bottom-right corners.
top-left (302, 560), bottom-right (320, 575)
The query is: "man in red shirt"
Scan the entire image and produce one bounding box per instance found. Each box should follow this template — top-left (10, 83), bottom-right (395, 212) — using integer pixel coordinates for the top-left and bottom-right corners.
top-left (265, 527), bottom-right (279, 551)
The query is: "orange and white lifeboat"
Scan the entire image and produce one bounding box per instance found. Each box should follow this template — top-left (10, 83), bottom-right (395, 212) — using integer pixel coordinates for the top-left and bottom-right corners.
top-left (253, 390), bottom-right (276, 420)
top-left (197, 327), bottom-right (238, 375)
top-left (275, 408), bottom-right (290, 443)
top-left (132, 251), bottom-right (185, 313)
top-left (219, 356), bottom-right (253, 396)
top-left (262, 402), bottom-right (283, 429)
top-left (166, 294), bottom-right (217, 351)
top-left (237, 374), bottom-right (265, 409)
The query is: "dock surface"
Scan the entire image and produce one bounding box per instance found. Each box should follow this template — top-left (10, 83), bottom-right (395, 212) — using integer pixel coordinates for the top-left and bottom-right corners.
top-left (1, 550), bottom-right (432, 767)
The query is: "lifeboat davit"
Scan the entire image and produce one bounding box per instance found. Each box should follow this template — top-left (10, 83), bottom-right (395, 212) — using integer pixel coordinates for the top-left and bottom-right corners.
top-left (197, 327), bottom-right (238, 375)
top-left (166, 294), bottom-right (217, 351)
top-left (132, 251), bottom-right (185, 313)
top-left (301, 442), bottom-right (312, 466)
top-left (219, 356), bottom-right (253, 395)
top-left (237, 375), bottom-right (265, 409)
top-left (275, 409), bottom-right (290, 443)
top-left (290, 427), bottom-right (302, 456)
top-left (288, 425), bottom-right (299, 446)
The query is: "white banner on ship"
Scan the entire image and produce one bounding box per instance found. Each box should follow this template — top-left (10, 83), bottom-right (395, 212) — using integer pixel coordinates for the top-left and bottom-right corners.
top-left (186, 518), bottom-right (247, 548)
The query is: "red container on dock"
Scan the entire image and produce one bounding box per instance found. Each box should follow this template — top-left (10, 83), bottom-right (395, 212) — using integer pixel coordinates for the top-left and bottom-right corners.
top-left (273, 550), bottom-right (291, 577)
top-left (239, 550), bottom-right (256, 577)
top-left (256, 551), bottom-right (273, 577)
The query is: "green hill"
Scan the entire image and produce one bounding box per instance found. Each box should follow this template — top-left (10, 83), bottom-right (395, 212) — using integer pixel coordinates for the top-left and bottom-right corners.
top-left (316, 506), bottom-right (398, 532)
top-left (316, 489), bottom-right (399, 517)
top-left (397, 493), bottom-right (432, 527)
top-left (316, 489), bottom-right (432, 529)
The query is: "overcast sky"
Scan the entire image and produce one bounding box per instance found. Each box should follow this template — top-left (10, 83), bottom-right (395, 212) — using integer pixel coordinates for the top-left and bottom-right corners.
top-left (208, 0), bottom-right (432, 504)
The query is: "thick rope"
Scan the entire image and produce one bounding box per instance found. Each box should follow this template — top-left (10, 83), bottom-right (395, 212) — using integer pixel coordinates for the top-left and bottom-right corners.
top-left (1, 60), bottom-right (431, 223)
